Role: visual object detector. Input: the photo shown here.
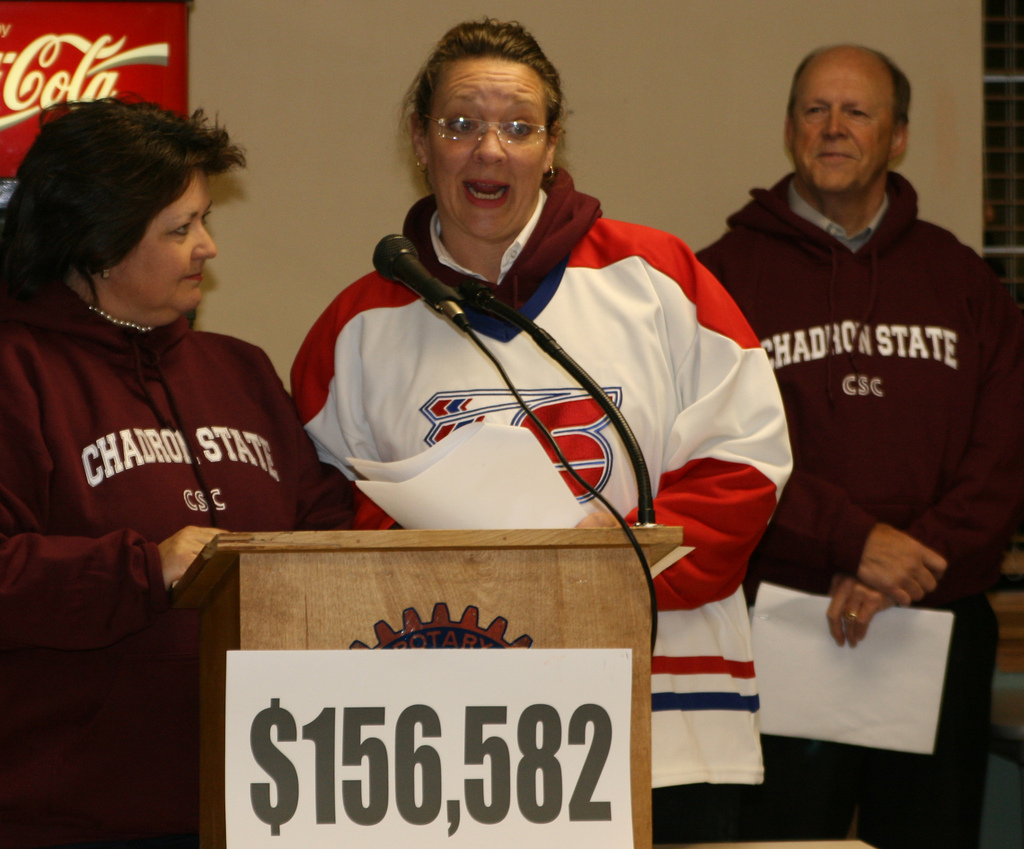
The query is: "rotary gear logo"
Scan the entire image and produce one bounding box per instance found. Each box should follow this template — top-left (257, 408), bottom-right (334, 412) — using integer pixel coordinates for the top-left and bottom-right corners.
top-left (350, 602), bottom-right (533, 650)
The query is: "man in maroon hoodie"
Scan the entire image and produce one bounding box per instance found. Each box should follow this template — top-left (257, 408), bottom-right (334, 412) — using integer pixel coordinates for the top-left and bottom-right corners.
top-left (699, 45), bottom-right (1024, 849)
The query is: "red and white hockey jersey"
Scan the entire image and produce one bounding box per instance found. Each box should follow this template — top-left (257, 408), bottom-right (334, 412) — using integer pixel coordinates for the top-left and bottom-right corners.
top-left (293, 215), bottom-right (791, 786)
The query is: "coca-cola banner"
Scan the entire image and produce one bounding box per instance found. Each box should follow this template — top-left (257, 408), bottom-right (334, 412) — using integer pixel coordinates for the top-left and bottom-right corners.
top-left (0, 1), bottom-right (187, 177)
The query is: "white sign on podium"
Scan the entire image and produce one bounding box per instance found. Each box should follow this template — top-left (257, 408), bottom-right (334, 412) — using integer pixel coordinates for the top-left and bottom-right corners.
top-left (225, 648), bottom-right (634, 848)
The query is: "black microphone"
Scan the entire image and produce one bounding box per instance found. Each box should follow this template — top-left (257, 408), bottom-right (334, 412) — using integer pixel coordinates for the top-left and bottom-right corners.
top-left (372, 234), bottom-right (470, 331)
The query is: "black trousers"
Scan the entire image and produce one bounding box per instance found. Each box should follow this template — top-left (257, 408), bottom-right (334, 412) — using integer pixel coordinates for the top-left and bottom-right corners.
top-left (738, 593), bottom-right (998, 849)
top-left (653, 782), bottom-right (742, 844)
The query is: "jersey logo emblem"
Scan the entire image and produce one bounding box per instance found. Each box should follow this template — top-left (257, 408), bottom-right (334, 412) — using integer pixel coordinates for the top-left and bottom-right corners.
top-left (420, 387), bottom-right (622, 500)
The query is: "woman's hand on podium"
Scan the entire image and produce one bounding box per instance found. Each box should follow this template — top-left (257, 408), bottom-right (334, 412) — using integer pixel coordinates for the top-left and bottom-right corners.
top-left (575, 511), bottom-right (619, 528)
top-left (159, 525), bottom-right (225, 590)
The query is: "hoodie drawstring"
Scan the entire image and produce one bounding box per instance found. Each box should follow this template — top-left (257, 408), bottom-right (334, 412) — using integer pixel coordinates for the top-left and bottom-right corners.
top-left (825, 246), bottom-right (839, 405)
top-left (129, 336), bottom-right (220, 528)
top-left (858, 247), bottom-right (882, 347)
top-left (825, 244), bottom-right (882, 406)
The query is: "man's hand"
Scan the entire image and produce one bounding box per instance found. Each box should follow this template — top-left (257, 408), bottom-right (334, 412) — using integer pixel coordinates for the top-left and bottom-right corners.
top-left (826, 572), bottom-right (895, 647)
top-left (856, 523), bottom-right (947, 606)
top-left (158, 526), bottom-right (224, 590)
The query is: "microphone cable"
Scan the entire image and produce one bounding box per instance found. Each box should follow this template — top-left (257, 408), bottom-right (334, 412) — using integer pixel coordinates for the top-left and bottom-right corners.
top-left (459, 321), bottom-right (659, 651)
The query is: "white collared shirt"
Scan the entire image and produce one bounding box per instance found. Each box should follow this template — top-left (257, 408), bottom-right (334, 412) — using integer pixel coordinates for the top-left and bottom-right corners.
top-left (429, 190), bottom-right (548, 283)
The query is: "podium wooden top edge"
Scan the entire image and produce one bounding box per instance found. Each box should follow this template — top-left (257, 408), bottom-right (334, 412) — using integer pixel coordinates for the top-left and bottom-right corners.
top-left (171, 526), bottom-right (683, 608)
top-left (203, 526), bottom-right (681, 552)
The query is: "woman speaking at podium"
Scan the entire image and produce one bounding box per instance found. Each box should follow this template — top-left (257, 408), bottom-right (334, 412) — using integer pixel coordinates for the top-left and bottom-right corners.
top-left (0, 99), bottom-right (353, 849)
top-left (292, 17), bottom-right (791, 844)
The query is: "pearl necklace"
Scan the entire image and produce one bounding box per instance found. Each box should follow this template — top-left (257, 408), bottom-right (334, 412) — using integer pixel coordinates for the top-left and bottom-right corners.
top-left (87, 304), bottom-right (153, 333)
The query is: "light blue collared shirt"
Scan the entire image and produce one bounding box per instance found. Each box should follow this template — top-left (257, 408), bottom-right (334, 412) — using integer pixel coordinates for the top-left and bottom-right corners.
top-left (787, 181), bottom-right (888, 253)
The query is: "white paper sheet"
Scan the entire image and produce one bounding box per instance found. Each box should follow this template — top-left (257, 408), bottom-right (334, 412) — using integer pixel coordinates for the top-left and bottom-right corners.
top-left (350, 421), bottom-right (589, 529)
top-left (649, 546), bottom-right (695, 578)
top-left (751, 582), bottom-right (954, 754)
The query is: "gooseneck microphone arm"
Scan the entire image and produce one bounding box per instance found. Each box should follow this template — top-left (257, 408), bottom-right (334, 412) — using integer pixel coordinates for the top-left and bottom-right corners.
top-left (458, 278), bottom-right (658, 527)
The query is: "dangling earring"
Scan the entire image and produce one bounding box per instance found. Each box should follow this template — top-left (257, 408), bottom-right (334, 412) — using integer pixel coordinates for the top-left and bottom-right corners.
top-left (100, 269), bottom-right (110, 279)
top-left (546, 165), bottom-right (556, 179)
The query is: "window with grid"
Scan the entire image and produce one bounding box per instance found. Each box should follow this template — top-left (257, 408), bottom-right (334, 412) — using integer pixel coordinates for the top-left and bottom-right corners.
top-left (985, 1), bottom-right (1024, 306)
top-left (985, 1), bottom-right (1024, 587)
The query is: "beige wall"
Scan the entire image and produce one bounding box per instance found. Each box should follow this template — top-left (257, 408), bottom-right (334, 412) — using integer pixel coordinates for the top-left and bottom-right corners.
top-left (189, 1), bottom-right (982, 381)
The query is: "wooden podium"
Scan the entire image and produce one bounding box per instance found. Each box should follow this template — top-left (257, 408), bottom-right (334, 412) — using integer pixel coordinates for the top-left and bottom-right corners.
top-left (173, 526), bottom-right (683, 848)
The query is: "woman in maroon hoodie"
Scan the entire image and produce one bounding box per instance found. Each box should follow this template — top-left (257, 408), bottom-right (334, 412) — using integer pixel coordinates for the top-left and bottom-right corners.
top-left (0, 99), bottom-right (353, 849)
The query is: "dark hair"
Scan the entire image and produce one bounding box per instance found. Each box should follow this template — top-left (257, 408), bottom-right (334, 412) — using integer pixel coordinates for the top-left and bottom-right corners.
top-left (787, 45), bottom-right (911, 126)
top-left (0, 97), bottom-right (245, 299)
top-left (404, 17), bottom-right (565, 135)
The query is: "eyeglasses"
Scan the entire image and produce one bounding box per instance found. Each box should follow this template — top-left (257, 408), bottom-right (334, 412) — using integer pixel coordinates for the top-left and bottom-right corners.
top-left (424, 115), bottom-right (548, 146)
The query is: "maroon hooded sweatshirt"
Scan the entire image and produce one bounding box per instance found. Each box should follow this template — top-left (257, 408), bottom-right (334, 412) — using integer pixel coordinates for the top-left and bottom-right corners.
top-left (698, 173), bottom-right (1024, 607)
top-left (0, 283), bottom-right (352, 847)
